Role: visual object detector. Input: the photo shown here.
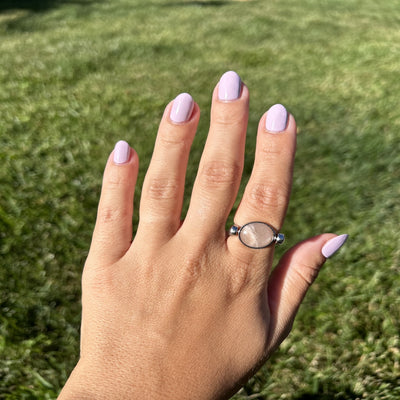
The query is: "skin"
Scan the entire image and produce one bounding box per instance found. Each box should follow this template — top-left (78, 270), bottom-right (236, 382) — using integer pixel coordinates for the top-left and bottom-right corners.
top-left (58, 77), bottom-right (335, 400)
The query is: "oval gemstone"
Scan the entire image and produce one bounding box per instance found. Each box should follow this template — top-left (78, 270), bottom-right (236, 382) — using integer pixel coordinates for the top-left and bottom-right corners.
top-left (239, 222), bottom-right (275, 249)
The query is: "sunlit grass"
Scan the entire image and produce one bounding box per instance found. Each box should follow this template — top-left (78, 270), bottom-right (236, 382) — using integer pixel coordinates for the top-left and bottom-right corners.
top-left (1, 0), bottom-right (399, 398)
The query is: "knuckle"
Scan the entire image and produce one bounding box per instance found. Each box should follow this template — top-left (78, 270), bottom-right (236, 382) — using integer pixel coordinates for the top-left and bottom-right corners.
top-left (246, 182), bottom-right (288, 213)
top-left (212, 106), bottom-right (244, 127)
top-left (292, 260), bottom-right (321, 286)
top-left (97, 205), bottom-right (129, 224)
top-left (259, 140), bottom-right (288, 158)
top-left (181, 255), bottom-right (202, 283)
top-left (159, 133), bottom-right (188, 150)
top-left (200, 160), bottom-right (240, 188)
top-left (82, 262), bottom-right (115, 295)
top-left (146, 178), bottom-right (179, 200)
top-left (175, 242), bottom-right (214, 287)
top-left (227, 264), bottom-right (252, 297)
top-left (106, 167), bottom-right (130, 189)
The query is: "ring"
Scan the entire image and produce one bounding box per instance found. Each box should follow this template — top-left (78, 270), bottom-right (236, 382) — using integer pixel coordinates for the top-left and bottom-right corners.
top-left (229, 221), bottom-right (285, 249)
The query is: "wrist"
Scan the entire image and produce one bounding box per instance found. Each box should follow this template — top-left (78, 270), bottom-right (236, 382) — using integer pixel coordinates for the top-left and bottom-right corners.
top-left (58, 360), bottom-right (229, 400)
top-left (58, 360), bottom-right (183, 400)
top-left (58, 362), bottom-right (105, 400)
top-left (58, 361), bottom-right (153, 400)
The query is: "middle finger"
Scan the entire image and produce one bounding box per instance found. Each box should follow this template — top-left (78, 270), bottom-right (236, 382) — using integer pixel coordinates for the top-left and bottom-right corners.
top-left (182, 71), bottom-right (249, 243)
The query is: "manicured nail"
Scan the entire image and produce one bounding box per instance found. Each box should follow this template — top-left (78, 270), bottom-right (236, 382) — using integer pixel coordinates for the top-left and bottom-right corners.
top-left (218, 71), bottom-right (242, 101)
top-left (113, 140), bottom-right (130, 164)
top-left (322, 234), bottom-right (349, 258)
top-left (170, 93), bottom-right (194, 123)
top-left (265, 104), bottom-right (288, 133)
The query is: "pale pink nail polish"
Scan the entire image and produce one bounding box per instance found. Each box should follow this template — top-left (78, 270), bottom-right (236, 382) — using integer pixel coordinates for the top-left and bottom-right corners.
top-left (265, 104), bottom-right (288, 133)
top-left (113, 140), bottom-right (130, 164)
top-left (218, 71), bottom-right (242, 101)
top-left (322, 234), bottom-right (349, 258)
top-left (170, 93), bottom-right (194, 123)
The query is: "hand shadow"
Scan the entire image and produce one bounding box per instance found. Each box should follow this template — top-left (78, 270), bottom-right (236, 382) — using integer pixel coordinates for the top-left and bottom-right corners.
top-left (0, 0), bottom-right (96, 13)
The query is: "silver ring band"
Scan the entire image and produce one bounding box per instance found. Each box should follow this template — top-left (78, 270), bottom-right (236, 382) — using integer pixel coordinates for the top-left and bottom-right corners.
top-left (229, 221), bottom-right (284, 249)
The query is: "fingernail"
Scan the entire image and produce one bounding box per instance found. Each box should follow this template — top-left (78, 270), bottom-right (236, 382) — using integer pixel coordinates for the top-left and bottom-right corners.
top-left (265, 104), bottom-right (288, 133)
top-left (322, 234), bottom-right (349, 258)
top-left (218, 70), bottom-right (242, 101)
top-left (113, 140), bottom-right (130, 164)
top-left (170, 93), bottom-right (194, 123)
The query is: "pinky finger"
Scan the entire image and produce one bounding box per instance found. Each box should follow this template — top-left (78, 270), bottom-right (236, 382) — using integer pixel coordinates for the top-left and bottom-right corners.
top-left (88, 141), bottom-right (139, 267)
top-left (266, 233), bottom-right (348, 354)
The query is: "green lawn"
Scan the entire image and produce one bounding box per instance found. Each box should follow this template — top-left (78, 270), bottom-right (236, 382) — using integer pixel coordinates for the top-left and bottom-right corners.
top-left (1, 0), bottom-right (399, 398)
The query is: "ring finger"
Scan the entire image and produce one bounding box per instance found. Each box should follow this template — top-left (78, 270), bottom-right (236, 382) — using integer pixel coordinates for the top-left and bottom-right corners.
top-left (228, 104), bottom-right (297, 264)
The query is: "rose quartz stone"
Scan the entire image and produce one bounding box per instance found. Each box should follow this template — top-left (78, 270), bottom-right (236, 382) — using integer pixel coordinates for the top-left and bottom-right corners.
top-left (239, 222), bottom-right (275, 248)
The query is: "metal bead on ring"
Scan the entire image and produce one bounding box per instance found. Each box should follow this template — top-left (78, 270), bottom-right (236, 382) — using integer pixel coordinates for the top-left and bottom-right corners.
top-left (229, 221), bottom-right (284, 249)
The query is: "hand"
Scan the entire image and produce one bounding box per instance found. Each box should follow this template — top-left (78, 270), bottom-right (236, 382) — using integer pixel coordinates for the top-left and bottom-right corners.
top-left (58, 71), bottom-right (348, 400)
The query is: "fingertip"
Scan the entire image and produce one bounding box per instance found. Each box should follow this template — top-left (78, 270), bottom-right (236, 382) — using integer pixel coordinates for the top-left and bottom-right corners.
top-left (321, 234), bottom-right (349, 259)
top-left (260, 107), bottom-right (296, 135)
top-left (169, 93), bottom-right (195, 124)
top-left (265, 104), bottom-right (288, 133)
top-left (212, 76), bottom-right (249, 104)
top-left (218, 71), bottom-right (243, 101)
top-left (108, 141), bottom-right (138, 168)
top-left (113, 140), bottom-right (131, 164)
top-left (164, 96), bottom-right (200, 127)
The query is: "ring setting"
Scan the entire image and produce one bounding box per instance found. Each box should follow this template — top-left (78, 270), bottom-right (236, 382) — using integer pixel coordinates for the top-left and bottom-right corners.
top-left (229, 221), bottom-right (284, 249)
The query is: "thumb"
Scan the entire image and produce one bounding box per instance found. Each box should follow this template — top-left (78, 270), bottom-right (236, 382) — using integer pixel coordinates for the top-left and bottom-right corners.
top-left (266, 233), bottom-right (348, 354)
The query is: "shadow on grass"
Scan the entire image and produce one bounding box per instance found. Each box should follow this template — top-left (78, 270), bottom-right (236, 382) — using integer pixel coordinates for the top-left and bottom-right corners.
top-left (163, 1), bottom-right (233, 7)
top-left (0, 0), bottom-right (95, 13)
top-left (293, 391), bottom-right (359, 400)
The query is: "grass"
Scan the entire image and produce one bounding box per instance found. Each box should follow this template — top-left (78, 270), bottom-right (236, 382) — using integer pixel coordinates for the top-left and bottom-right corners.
top-left (0, 0), bottom-right (399, 398)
